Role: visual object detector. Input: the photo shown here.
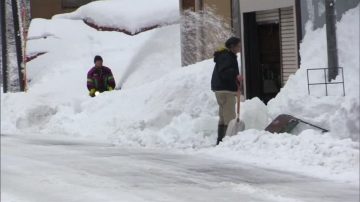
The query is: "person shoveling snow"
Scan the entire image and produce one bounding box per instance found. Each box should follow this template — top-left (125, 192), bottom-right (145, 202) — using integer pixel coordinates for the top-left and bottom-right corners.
top-left (87, 55), bottom-right (116, 97)
top-left (211, 37), bottom-right (244, 145)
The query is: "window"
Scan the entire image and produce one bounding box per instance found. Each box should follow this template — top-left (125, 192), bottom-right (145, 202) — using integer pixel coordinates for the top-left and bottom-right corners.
top-left (182, 0), bottom-right (196, 11)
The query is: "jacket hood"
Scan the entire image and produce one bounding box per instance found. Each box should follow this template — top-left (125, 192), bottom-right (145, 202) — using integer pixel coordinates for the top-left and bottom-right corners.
top-left (214, 47), bottom-right (235, 63)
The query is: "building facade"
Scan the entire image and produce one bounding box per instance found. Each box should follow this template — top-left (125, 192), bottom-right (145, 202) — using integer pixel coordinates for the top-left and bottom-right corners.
top-left (30, 0), bottom-right (95, 19)
top-left (180, 0), bottom-right (359, 103)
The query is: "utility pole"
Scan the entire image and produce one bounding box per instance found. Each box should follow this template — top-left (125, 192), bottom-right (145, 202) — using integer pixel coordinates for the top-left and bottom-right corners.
top-left (1, 0), bottom-right (8, 93)
top-left (325, 0), bottom-right (339, 81)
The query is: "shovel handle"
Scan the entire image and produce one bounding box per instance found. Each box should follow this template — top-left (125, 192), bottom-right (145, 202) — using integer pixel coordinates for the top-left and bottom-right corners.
top-left (298, 119), bottom-right (329, 133)
top-left (236, 88), bottom-right (240, 119)
top-left (236, 74), bottom-right (243, 120)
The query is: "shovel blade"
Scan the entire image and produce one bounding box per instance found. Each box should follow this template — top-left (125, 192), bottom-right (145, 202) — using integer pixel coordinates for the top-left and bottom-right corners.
top-left (226, 119), bottom-right (245, 137)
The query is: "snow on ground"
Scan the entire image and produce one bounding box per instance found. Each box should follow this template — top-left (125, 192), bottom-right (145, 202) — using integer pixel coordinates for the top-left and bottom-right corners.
top-left (208, 4), bottom-right (360, 184)
top-left (267, 5), bottom-right (360, 140)
top-left (1, 0), bottom-right (359, 190)
top-left (202, 129), bottom-right (358, 183)
top-left (53, 0), bottom-right (179, 34)
top-left (2, 134), bottom-right (358, 202)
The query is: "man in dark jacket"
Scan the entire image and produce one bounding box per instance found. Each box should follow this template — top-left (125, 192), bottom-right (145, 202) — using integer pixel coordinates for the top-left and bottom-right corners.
top-left (87, 55), bottom-right (116, 97)
top-left (211, 37), bottom-right (242, 145)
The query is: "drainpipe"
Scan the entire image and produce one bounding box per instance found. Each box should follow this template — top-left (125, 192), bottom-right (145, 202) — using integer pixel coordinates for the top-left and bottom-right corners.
top-left (325, 0), bottom-right (339, 81)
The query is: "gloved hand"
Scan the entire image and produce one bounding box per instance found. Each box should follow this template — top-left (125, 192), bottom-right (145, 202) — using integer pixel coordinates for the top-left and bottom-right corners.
top-left (108, 86), bottom-right (113, 91)
top-left (89, 88), bottom-right (96, 97)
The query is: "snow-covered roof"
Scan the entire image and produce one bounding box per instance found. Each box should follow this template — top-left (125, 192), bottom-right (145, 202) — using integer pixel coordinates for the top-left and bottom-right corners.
top-left (53, 0), bottom-right (180, 34)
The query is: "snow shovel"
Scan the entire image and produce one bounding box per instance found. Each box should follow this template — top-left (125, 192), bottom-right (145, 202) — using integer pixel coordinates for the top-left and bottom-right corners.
top-left (265, 114), bottom-right (329, 134)
top-left (226, 89), bottom-right (245, 137)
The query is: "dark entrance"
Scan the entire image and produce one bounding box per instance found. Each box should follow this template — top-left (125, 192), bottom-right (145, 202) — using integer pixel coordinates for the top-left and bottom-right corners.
top-left (243, 12), bottom-right (281, 104)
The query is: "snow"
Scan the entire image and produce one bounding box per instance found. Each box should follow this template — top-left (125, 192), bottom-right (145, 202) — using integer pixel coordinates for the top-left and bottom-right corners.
top-left (203, 129), bottom-right (358, 183)
top-left (1, 1), bottom-right (359, 199)
top-left (267, 5), bottom-right (360, 140)
top-left (53, 0), bottom-right (180, 35)
top-left (2, 134), bottom-right (358, 202)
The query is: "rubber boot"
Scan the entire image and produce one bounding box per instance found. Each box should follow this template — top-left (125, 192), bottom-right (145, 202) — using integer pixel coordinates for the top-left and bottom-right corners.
top-left (216, 125), bottom-right (227, 145)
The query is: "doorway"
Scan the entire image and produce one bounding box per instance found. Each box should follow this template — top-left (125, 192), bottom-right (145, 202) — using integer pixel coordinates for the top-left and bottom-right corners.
top-left (258, 23), bottom-right (281, 103)
top-left (244, 12), bottom-right (281, 104)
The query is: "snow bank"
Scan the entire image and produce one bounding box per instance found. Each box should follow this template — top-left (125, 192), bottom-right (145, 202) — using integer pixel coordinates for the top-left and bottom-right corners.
top-left (268, 5), bottom-right (360, 140)
top-left (202, 129), bottom-right (358, 184)
top-left (54, 0), bottom-right (179, 35)
top-left (1, 3), bottom-right (359, 185)
top-left (25, 17), bottom-right (181, 92)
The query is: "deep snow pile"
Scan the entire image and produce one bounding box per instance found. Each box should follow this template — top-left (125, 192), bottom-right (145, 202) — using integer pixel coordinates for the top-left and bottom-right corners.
top-left (267, 5), bottom-right (360, 141)
top-left (210, 5), bottom-right (359, 183)
top-left (54, 0), bottom-right (179, 34)
top-left (1, 2), bottom-right (359, 184)
top-left (204, 129), bottom-right (358, 183)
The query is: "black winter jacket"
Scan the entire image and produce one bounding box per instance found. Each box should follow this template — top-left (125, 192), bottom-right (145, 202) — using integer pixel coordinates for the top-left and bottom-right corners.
top-left (211, 49), bottom-right (239, 92)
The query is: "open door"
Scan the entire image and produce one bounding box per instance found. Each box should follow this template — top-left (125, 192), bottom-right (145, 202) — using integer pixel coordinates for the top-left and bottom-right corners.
top-left (258, 23), bottom-right (281, 103)
top-left (243, 12), bottom-right (261, 100)
top-left (243, 11), bottom-right (281, 104)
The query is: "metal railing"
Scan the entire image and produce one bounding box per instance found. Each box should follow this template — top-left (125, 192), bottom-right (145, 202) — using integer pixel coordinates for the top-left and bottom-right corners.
top-left (307, 67), bottom-right (345, 96)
